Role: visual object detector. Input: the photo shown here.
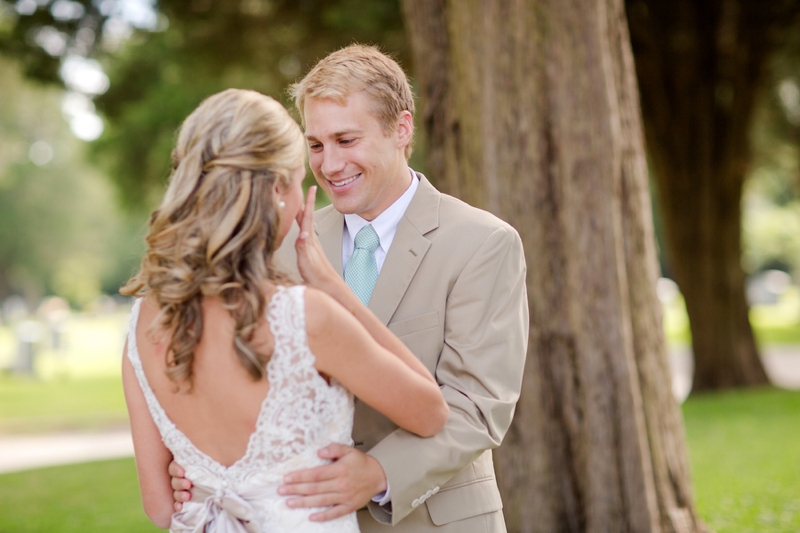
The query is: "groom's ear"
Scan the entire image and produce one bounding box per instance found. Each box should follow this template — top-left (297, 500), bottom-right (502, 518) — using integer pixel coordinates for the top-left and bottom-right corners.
top-left (395, 111), bottom-right (413, 150)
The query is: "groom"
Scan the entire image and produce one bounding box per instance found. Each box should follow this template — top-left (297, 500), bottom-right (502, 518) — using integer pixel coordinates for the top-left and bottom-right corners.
top-left (173, 45), bottom-right (528, 532)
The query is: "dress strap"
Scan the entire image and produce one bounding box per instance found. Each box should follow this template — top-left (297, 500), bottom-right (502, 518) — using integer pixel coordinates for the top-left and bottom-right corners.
top-left (125, 298), bottom-right (142, 366)
top-left (265, 285), bottom-right (311, 370)
top-left (125, 298), bottom-right (178, 437)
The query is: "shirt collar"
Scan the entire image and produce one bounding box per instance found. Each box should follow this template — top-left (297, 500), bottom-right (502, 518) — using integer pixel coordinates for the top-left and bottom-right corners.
top-left (344, 169), bottom-right (419, 253)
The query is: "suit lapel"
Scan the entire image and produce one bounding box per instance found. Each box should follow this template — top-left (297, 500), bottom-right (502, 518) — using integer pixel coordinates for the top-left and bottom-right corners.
top-left (369, 174), bottom-right (440, 325)
top-left (315, 175), bottom-right (442, 325)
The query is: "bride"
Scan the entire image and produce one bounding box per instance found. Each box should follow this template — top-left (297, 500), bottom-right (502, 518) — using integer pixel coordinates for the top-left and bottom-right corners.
top-left (120, 88), bottom-right (448, 532)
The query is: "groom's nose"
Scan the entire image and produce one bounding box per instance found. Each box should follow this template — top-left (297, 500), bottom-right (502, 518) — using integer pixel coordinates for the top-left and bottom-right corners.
top-left (320, 147), bottom-right (346, 177)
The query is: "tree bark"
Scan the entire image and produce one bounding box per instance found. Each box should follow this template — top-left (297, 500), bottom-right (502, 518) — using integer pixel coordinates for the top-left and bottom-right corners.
top-left (402, 0), bottom-right (707, 531)
top-left (625, 0), bottom-right (789, 390)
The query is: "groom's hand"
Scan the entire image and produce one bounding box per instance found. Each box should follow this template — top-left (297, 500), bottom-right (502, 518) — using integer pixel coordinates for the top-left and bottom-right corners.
top-left (168, 460), bottom-right (193, 512)
top-left (279, 444), bottom-right (387, 521)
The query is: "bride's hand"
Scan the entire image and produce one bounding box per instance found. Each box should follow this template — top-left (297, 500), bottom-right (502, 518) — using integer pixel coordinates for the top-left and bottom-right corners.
top-left (295, 186), bottom-right (340, 293)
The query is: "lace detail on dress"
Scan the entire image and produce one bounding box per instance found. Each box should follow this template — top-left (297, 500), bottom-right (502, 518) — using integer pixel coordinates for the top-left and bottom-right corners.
top-left (126, 286), bottom-right (357, 532)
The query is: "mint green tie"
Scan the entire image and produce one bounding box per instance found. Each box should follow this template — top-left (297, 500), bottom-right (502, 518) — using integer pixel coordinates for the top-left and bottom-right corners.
top-left (345, 225), bottom-right (380, 305)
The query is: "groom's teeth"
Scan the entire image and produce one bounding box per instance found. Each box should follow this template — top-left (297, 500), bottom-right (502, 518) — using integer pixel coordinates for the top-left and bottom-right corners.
top-left (330, 174), bottom-right (360, 187)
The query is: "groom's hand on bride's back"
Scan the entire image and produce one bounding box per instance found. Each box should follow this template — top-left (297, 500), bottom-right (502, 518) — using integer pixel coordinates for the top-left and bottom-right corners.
top-left (168, 460), bottom-right (193, 511)
top-left (278, 443), bottom-right (387, 521)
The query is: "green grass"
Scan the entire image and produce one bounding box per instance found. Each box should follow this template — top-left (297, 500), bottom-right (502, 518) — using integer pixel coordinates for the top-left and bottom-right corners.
top-left (0, 375), bottom-right (128, 434)
top-left (684, 387), bottom-right (800, 533)
top-left (0, 458), bottom-right (160, 533)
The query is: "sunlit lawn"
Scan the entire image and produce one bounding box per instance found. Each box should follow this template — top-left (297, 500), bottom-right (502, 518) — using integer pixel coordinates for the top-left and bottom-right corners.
top-left (685, 388), bottom-right (800, 533)
top-left (0, 458), bottom-right (159, 533)
top-left (0, 375), bottom-right (127, 433)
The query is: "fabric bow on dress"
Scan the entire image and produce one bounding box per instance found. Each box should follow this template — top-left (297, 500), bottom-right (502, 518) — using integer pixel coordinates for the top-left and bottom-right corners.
top-left (171, 485), bottom-right (263, 533)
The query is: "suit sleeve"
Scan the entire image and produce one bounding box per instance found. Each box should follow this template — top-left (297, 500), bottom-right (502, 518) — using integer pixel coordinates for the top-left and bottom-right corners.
top-left (366, 224), bottom-right (529, 524)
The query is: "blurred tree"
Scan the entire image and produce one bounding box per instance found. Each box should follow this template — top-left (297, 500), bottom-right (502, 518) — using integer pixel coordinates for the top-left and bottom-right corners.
top-left (402, 0), bottom-right (706, 532)
top-left (1, 0), bottom-right (409, 210)
top-left (94, 0), bottom-right (408, 209)
top-left (626, 0), bottom-right (800, 390)
top-left (0, 56), bottom-right (143, 308)
top-left (0, 0), bottom-right (105, 84)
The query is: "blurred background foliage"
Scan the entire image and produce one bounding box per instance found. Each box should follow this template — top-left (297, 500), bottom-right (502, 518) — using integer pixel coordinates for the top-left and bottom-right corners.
top-left (743, 34), bottom-right (800, 278)
top-left (92, 0), bottom-right (408, 209)
top-left (0, 54), bottom-right (143, 308)
top-left (2, 0), bottom-right (408, 209)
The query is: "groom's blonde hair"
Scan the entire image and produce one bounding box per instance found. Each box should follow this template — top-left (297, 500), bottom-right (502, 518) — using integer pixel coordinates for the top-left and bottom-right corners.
top-left (290, 44), bottom-right (416, 159)
top-left (121, 88), bottom-right (304, 387)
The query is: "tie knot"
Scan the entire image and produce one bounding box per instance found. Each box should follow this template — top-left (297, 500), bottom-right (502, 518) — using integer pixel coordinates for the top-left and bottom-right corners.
top-left (354, 225), bottom-right (380, 253)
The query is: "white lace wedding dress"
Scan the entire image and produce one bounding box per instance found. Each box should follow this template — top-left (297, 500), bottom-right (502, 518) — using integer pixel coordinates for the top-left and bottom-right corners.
top-left (126, 285), bottom-right (359, 533)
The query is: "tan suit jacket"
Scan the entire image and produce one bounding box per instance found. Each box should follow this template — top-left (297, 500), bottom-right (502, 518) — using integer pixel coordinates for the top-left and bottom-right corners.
top-left (278, 174), bottom-right (528, 532)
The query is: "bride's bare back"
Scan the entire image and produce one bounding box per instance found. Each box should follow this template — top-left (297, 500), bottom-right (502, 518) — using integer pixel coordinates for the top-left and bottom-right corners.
top-left (135, 292), bottom-right (275, 467)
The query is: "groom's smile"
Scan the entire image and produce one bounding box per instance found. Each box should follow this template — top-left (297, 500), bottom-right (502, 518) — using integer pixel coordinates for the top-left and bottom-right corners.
top-left (328, 172), bottom-right (362, 188)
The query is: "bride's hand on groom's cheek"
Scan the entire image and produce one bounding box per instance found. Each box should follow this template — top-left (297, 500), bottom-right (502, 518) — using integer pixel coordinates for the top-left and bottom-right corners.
top-left (295, 186), bottom-right (339, 293)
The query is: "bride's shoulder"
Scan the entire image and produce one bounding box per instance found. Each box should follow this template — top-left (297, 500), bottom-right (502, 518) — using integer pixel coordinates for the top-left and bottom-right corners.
top-left (302, 287), bottom-right (353, 338)
top-left (134, 295), bottom-right (168, 336)
top-left (302, 285), bottom-right (335, 318)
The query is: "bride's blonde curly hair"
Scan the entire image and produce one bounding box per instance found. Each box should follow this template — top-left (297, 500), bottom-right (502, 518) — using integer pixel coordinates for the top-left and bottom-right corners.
top-left (121, 88), bottom-right (305, 387)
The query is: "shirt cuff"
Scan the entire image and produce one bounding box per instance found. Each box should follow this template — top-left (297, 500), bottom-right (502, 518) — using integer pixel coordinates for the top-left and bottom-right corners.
top-left (371, 484), bottom-right (392, 508)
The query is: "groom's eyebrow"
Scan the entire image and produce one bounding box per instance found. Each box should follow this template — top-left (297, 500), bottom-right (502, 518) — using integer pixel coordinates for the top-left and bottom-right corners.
top-left (305, 129), bottom-right (362, 141)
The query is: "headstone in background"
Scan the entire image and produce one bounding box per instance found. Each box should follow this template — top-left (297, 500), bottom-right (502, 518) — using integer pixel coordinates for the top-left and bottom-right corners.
top-left (37, 296), bottom-right (71, 351)
top-left (747, 269), bottom-right (792, 306)
top-left (15, 320), bottom-right (44, 375)
top-left (2, 295), bottom-right (28, 325)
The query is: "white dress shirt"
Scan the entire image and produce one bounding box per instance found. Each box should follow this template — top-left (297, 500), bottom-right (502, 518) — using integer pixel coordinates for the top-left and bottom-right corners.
top-left (342, 170), bottom-right (419, 273)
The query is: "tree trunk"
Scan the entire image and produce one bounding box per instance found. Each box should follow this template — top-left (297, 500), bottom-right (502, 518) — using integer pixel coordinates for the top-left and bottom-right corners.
top-left (625, 0), bottom-right (782, 390)
top-left (401, 0), bottom-right (707, 531)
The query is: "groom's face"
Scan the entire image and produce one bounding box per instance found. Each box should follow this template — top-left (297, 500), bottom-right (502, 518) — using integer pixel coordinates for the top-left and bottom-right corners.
top-left (303, 91), bottom-right (410, 221)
